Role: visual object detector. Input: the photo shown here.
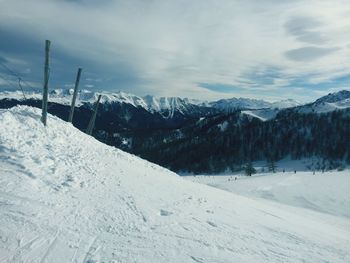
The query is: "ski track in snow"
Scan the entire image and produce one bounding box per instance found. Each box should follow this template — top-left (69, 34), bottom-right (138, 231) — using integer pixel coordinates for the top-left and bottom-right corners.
top-left (0, 106), bottom-right (349, 262)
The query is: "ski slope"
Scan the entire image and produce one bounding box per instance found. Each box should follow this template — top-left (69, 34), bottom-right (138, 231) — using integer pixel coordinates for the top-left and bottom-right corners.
top-left (187, 172), bottom-right (350, 218)
top-left (0, 106), bottom-right (350, 262)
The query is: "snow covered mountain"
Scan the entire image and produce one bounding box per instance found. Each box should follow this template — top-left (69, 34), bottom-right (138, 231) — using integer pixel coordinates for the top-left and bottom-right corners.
top-left (208, 97), bottom-right (271, 110)
top-left (1, 88), bottom-right (348, 128)
top-left (0, 89), bottom-right (217, 119)
top-left (314, 90), bottom-right (350, 104)
top-left (0, 89), bottom-right (301, 119)
top-left (241, 90), bottom-right (350, 121)
top-left (290, 90), bottom-right (350, 114)
top-left (1, 106), bottom-right (349, 262)
top-left (205, 91), bottom-right (349, 120)
top-left (270, 98), bottom-right (301, 109)
top-left (207, 97), bottom-right (301, 111)
top-left (195, 96), bottom-right (300, 121)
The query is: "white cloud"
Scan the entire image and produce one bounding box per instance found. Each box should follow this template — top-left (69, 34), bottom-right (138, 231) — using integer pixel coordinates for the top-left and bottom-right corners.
top-left (1, 0), bottom-right (350, 100)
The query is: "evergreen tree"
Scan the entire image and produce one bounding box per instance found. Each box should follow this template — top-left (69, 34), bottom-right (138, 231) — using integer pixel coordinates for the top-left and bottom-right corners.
top-left (267, 159), bottom-right (277, 173)
top-left (245, 162), bottom-right (256, 176)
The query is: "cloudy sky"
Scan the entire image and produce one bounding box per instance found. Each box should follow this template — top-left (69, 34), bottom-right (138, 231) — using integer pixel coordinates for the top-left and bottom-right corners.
top-left (1, 0), bottom-right (350, 102)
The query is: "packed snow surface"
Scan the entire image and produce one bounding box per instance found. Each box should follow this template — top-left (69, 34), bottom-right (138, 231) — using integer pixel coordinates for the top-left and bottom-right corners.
top-left (1, 106), bottom-right (350, 262)
top-left (187, 171), bottom-right (350, 218)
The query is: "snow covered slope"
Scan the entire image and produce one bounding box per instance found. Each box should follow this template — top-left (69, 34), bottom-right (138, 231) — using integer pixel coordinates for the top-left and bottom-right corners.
top-left (270, 99), bottom-right (301, 109)
top-left (208, 97), bottom-right (300, 111)
top-left (300, 98), bottom-right (350, 113)
top-left (213, 98), bottom-right (300, 121)
top-left (1, 106), bottom-right (350, 262)
top-left (241, 108), bottom-right (280, 121)
top-left (294, 90), bottom-right (350, 114)
top-left (315, 90), bottom-right (350, 104)
top-left (187, 172), bottom-right (350, 218)
top-left (240, 90), bottom-right (350, 120)
top-left (208, 97), bottom-right (272, 110)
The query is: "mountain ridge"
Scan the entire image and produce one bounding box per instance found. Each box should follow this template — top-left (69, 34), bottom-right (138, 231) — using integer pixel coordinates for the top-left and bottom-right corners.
top-left (0, 89), bottom-right (349, 174)
top-left (0, 88), bottom-right (303, 114)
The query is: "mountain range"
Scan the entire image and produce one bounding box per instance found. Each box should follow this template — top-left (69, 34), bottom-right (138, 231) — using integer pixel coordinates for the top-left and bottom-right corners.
top-left (0, 88), bottom-right (301, 117)
top-left (3, 89), bottom-right (350, 121)
top-left (0, 89), bottom-right (349, 173)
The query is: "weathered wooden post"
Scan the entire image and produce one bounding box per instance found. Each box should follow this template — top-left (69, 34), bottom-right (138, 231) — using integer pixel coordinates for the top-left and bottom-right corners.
top-left (86, 94), bottom-right (102, 135)
top-left (41, 40), bottom-right (50, 126)
top-left (68, 67), bottom-right (82, 123)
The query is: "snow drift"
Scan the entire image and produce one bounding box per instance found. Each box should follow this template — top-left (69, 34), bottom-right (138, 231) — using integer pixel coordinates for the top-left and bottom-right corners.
top-left (0, 106), bottom-right (349, 262)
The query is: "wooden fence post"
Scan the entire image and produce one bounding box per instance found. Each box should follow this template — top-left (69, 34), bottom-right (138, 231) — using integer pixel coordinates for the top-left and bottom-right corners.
top-left (86, 94), bottom-right (102, 135)
top-left (68, 67), bottom-right (82, 123)
top-left (41, 40), bottom-right (50, 126)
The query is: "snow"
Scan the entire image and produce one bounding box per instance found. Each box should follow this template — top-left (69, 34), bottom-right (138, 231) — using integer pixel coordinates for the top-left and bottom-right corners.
top-left (314, 90), bottom-right (350, 104)
top-left (209, 97), bottom-right (272, 110)
top-left (136, 95), bottom-right (188, 117)
top-left (241, 108), bottom-right (279, 121)
top-left (186, 171), bottom-right (350, 218)
top-left (217, 120), bottom-right (229, 131)
top-left (197, 117), bottom-right (205, 123)
top-left (0, 90), bottom-right (43, 101)
top-left (314, 98), bottom-right (350, 112)
top-left (295, 90), bottom-right (350, 114)
top-left (209, 98), bottom-right (300, 111)
top-left (1, 106), bottom-right (350, 262)
top-left (0, 89), bottom-right (301, 119)
top-left (0, 89), bottom-right (198, 118)
top-left (252, 157), bottom-right (340, 172)
top-left (297, 99), bottom-right (350, 114)
top-left (241, 96), bottom-right (350, 120)
top-left (270, 99), bottom-right (301, 109)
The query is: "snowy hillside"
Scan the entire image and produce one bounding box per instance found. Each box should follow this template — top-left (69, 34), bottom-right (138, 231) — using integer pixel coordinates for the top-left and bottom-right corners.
top-left (299, 98), bottom-right (350, 113)
top-left (208, 97), bottom-right (300, 111)
top-left (0, 106), bottom-right (350, 262)
top-left (241, 108), bottom-right (280, 121)
top-left (208, 97), bottom-right (272, 110)
top-left (294, 90), bottom-right (350, 114)
top-left (240, 90), bottom-right (350, 121)
top-left (314, 90), bottom-right (350, 104)
top-left (187, 171), bottom-right (350, 218)
top-left (270, 99), bottom-right (301, 109)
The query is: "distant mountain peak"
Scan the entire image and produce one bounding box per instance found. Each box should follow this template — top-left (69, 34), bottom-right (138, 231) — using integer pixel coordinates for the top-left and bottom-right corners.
top-left (0, 89), bottom-right (220, 119)
top-left (315, 90), bottom-right (350, 104)
top-left (208, 96), bottom-right (300, 111)
top-left (270, 99), bottom-right (301, 109)
top-left (208, 97), bottom-right (271, 110)
top-left (3, 88), bottom-right (349, 119)
top-left (288, 89), bottom-right (350, 114)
